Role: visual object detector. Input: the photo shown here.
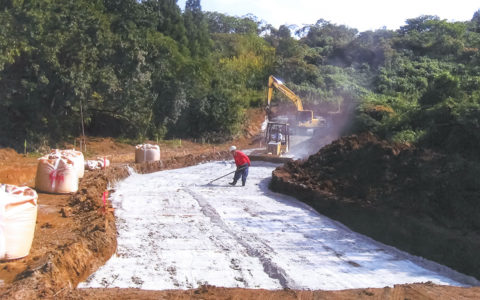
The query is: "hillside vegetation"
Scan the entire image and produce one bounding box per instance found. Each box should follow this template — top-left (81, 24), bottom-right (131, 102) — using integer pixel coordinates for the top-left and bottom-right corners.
top-left (1, 0), bottom-right (479, 155)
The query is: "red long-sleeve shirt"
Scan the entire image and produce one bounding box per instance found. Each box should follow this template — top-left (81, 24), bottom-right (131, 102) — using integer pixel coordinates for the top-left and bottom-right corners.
top-left (233, 150), bottom-right (251, 167)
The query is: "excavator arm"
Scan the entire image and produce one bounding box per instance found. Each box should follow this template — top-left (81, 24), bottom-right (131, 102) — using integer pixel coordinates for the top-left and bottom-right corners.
top-left (266, 75), bottom-right (326, 132)
top-left (267, 76), bottom-right (304, 111)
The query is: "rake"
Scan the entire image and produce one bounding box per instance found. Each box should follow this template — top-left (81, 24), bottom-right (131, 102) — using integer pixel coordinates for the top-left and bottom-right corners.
top-left (206, 166), bottom-right (246, 186)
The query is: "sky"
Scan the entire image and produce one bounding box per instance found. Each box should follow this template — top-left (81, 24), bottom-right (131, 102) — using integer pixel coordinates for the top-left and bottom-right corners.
top-left (177, 0), bottom-right (480, 32)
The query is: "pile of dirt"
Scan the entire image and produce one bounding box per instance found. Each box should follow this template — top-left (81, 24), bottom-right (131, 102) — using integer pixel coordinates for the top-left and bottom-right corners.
top-left (0, 148), bottom-right (38, 187)
top-left (0, 148), bottom-right (20, 161)
top-left (271, 132), bottom-right (480, 281)
top-left (277, 132), bottom-right (416, 207)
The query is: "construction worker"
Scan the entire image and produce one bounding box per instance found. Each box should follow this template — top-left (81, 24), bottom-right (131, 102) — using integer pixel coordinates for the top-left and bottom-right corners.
top-left (271, 131), bottom-right (283, 142)
top-left (229, 146), bottom-right (251, 186)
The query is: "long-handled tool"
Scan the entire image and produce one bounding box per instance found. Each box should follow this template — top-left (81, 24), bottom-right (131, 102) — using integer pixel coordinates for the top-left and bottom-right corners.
top-left (206, 167), bottom-right (246, 186)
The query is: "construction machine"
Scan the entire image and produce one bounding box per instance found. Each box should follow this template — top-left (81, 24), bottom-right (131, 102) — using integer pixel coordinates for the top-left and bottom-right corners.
top-left (265, 122), bottom-right (290, 156)
top-left (266, 75), bottom-right (326, 135)
top-left (248, 121), bottom-right (292, 162)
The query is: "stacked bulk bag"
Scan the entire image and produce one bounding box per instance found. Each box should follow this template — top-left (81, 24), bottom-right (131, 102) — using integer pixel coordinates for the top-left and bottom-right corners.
top-left (49, 149), bottom-right (85, 179)
top-left (35, 156), bottom-right (78, 194)
top-left (135, 144), bottom-right (160, 163)
top-left (0, 184), bottom-right (38, 260)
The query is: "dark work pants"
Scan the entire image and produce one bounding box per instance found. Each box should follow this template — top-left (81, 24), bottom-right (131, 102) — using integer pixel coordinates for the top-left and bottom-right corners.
top-left (233, 163), bottom-right (249, 185)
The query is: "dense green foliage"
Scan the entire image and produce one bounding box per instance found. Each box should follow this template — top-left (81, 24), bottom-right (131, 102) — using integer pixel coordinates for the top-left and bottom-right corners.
top-left (0, 0), bottom-right (272, 148)
top-left (1, 1), bottom-right (480, 157)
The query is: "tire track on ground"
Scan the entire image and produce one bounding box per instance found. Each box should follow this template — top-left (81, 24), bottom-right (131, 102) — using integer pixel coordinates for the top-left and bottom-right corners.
top-left (184, 188), bottom-right (295, 289)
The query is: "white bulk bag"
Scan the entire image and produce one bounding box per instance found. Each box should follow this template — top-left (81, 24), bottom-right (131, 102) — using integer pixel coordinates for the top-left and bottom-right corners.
top-left (0, 184), bottom-right (38, 260)
top-left (135, 144), bottom-right (160, 163)
top-left (49, 149), bottom-right (85, 179)
top-left (84, 157), bottom-right (110, 170)
top-left (35, 157), bottom-right (79, 194)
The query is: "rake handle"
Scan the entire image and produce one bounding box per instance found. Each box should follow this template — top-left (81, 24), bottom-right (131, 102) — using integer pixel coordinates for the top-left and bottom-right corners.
top-left (208, 166), bottom-right (247, 184)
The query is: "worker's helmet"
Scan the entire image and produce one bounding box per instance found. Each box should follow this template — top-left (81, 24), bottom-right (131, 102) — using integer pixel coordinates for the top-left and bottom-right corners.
top-left (229, 145), bottom-right (236, 152)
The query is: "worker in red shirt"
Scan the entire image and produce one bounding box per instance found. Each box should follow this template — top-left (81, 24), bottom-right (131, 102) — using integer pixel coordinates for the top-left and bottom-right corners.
top-left (229, 146), bottom-right (251, 186)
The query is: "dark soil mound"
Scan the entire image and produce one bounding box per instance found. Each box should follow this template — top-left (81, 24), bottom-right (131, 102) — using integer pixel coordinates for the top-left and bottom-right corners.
top-left (271, 132), bottom-right (480, 280)
top-left (280, 133), bottom-right (412, 205)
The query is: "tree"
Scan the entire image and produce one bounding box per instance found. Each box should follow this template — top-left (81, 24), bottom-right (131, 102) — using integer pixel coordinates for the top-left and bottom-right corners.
top-left (205, 12), bottom-right (258, 35)
top-left (301, 19), bottom-right (358, 64)
top-left (470, 9), bottom-right (480, 33)
top-left (419, 72), bottom-right (462, 107)
top-left (141, 0), bottom-right (188, 52)
top-left (183, 0), bottom-right (211, 57)
top-left (343, 29), bottom-right (395, 70)
top-left (397, 16), bottom-right (466, 57)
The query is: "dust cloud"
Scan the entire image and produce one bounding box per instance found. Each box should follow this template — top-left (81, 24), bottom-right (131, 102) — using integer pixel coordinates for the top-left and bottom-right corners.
top-left (288, 111), bottom-right (352, 159)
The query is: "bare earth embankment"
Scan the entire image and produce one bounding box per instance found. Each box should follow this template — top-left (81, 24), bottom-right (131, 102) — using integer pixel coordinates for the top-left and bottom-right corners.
top-left (271, 132), bottom-right (480, 283)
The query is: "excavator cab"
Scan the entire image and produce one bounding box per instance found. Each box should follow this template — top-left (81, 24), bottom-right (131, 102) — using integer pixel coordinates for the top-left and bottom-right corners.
top-left (296, 110), bottom-right (314, 124)
top-left (265, 122), bottom-right (290, 156)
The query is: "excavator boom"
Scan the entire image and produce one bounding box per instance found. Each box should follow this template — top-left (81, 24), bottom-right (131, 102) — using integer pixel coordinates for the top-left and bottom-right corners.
top-left (266, 75), bottom-right (327, 134)
top-left (267, 76), bottom-right (304, 111)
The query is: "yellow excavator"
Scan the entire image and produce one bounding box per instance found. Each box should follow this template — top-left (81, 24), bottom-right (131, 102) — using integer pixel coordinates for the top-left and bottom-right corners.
top-left (266, 75), bottom-right (326, 135)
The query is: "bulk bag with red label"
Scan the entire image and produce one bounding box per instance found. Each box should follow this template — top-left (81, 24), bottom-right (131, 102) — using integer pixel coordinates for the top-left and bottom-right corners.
top-left (135, 144), bottom-right (160, 163)
top-left (35, 157), bottom-right (79, 194)
top-left (0, 184), bottom-right (38, 260)
top-left (85, 157), bottom-right (110, 170)
top-left (49, 149), bottom-right (85, 179)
